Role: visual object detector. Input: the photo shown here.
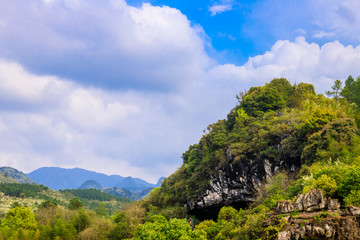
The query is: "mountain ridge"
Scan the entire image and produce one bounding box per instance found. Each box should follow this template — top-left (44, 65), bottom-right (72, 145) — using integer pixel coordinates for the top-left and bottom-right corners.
top-left (27, 166), bottom-right (162, 192)
top-left (0, 167), bottom-right (37, 184)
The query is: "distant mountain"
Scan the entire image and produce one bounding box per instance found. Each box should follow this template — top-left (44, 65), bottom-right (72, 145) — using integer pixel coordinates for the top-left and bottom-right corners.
top-left (0, 171), bottom-right (17, 183)
top-left (0, 167), bottom-right (37, 184)
top-left (27, 167), bottom-right (123, 190)
top-left (27, 167), bottom-right (158, 192)
top-left (78, 180), bottom-right (102, 189)
top-left (115, 176), bottom-right (155, 193)
top-left (102, 187), bottom-right (153, 200)
top-left (156, 177), bottom-right (165, 186)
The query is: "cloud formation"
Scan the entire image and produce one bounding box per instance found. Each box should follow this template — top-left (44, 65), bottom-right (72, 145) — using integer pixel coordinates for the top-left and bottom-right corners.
top-left (0, 0), bottom-right (212, 92)
top-left (1, 0), bottom-right (360, 183)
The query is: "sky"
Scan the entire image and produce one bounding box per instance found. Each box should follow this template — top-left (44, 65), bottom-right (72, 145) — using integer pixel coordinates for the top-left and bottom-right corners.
top-left (1, 0), bottom-right (360, 183)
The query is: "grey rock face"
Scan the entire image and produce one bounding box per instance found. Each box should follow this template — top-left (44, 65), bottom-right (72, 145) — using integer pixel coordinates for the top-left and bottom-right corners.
top-left (278, 216), bottom-right (359, 240)
top-left (275, 200), bottom-right (294, 214)
top-left (326, 198), bottom-right (340, 211)
top-left (187, 146), bottom-right (298, 212)
top-left (347, 206), bottom-right (360, 216)
top-left (293, 189), bottom-right (325, 212)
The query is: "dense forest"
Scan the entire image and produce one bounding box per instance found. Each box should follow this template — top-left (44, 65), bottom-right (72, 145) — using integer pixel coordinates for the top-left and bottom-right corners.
top-left (1, 76), bottom-right (360, 239)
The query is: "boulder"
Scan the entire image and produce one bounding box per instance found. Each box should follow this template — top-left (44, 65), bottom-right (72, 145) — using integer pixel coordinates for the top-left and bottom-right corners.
top-left (293, 189), bottom-right (325, 212)
top-left (275, 200), bottom-right (294, 214)
top-left (326, 198), bottom-right (340, 210)
top-left (347, 206), bottom-right (360, 216)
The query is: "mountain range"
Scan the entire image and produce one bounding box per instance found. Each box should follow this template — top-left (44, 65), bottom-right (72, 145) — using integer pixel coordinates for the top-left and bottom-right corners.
top-left (27, 167), bottom-right (162, 192)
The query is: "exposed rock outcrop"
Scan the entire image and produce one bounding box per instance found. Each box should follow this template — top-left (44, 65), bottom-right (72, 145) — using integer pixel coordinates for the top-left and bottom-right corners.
top-left (275, 200), bottom-right (294, 214)
top-left (277, 215), bottom-right (360, 240)
top-left (271, 190), bottom-right (360, 240)
top-left (293, 189), bottom-right (325, 212)
top-left (346, 206), bottom-right (360, 216)
top-left (187, 147), bottom-right (299, 215)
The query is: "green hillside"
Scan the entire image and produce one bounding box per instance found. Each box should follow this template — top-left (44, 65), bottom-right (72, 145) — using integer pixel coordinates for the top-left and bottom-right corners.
top-left (0, 167), bottom-right (36, 184)
top-left (0, 172), bottom-right (17, 183)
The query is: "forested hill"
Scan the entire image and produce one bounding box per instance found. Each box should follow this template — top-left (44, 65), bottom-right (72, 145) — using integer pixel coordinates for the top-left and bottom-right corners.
top-left (142, 77), bottom-right (360, 221)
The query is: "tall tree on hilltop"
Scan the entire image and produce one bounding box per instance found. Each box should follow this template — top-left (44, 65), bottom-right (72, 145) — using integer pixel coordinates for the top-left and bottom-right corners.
top-left (326, 79), bottom-right (342, 101)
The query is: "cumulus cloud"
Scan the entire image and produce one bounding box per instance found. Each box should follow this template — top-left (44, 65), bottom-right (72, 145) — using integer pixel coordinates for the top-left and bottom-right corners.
top-left (1, 0), bottom-right (360, 183)
top-left (0, 0), bottom-right (212, 92)
top-left (208, 37), bottom-right (360, 93)
top-left (1, 37), bottom-right (360, 182)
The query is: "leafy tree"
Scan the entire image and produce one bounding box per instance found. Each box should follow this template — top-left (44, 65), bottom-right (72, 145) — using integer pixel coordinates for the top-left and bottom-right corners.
top-left (344, 190), bottom-right (360, 206)
top-left (217, 206), bottom-right (238, 222)
top-left (306, 174), bottom-right (337, 198)
top-left (133, 218), bottom-right (206, 240)
top-left (51, 218), bottom-right (77, 240)
top-left (338, 166), bottom-right (360, 199)
top-left (326, 79), bottom-right (342, 100)
top-left (39, 200), bottom-right (58, 209)
top-left (1, 206), bottom-right (37, 231)
top-left (72, 209), bottom-right (90, 233)
top-left (69, 197), bottom-right (83, 210)
top-left (195, 220), bottom-right (220, 239)
top-left (341, 75), bottom-right (360, 106)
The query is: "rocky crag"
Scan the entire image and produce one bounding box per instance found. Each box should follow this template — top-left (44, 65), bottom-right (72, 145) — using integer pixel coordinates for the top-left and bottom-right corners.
top-left (268, 189), bottom-right (360, 240)
top-left (187, 152), bottom-right (298, 218)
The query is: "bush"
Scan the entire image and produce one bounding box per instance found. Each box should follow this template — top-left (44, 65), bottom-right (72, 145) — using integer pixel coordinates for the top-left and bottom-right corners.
top-left (217, 206), bottom-right (238, 222)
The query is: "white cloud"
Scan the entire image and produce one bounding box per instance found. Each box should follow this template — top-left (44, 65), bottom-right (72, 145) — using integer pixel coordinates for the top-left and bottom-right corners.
top-left (313, 31), bottom-right (336, 39)
top-left (209, 4), bottom-right (233, 16)
top-left (1, 37), bottom-right (360, 183)
top-left (207, 37), bottom-right (360, 93)
top-left (0, 0), bottom-right (212, 91)
top-left (307, 0), bottom-right (360, 41)
top-left (1, 0), bottom-right (360, 184)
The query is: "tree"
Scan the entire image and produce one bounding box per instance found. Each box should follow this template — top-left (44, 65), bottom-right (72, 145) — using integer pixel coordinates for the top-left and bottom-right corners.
top-left (341, 75), bottom-right (360, 107)
top-left (326, 79), bottom-right (342, 100)
top-left (1, 206), bottom-right (37, 231)
top-left (69, 197), bottom-right (83, 210)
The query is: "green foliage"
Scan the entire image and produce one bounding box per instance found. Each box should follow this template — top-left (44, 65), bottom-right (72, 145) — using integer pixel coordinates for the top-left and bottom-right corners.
top-left (341, 75), bottom-right (360, 107)
top-left (50, 217), bottom-right (77, 240)
top-left (241, 87), bottom-right (286, 116)
top-left (1, 206), bottom-right (37, 231)
top-left (195, 220), bottom-right (220, 239)
top-left (39, 200), bottom-right (58, 209)
top-left (255, 173), bottom-right (291, 209)
top-left (301, 118), bottom-right (359, 164)
top-left (338, 166), bottom-right (360, 199)
top-left (68, 197), bottom-right (83, 210)
top-left (326, 79), bottom-right (342, 100)
top-left (133, 218), bottom-right (206, 240)
top-left (60, 188), bottom-right (130, 202)
top-left (71, 209), bottom-right (90, 233)
top-left (308, 174), bottom-right (337, 198)
top-left (343, 190), bottom-right (360, 206)
top-left (217, 206), bottom-right (237, 222)
top-left (0, 183), bottom-right (48, 198)
top-left (300, 109), bottom-right (336, 136)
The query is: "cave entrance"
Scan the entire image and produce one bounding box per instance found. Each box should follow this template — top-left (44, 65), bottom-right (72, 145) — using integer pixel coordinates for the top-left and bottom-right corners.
top-left (189, 201), bottom-right (251, 221)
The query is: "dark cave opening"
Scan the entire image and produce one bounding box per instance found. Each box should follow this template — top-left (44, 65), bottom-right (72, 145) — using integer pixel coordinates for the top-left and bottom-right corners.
top-left (189, 201), bottom-right (252, 221)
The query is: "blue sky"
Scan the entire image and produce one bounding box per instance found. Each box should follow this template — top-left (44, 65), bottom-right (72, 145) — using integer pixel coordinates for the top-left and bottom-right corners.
top-left (0, 0), bottom-right (360, 183)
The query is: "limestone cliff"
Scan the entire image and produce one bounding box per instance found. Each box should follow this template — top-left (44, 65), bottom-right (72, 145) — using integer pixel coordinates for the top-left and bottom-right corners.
top-left (187, 147), bottom-right (298, 217)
